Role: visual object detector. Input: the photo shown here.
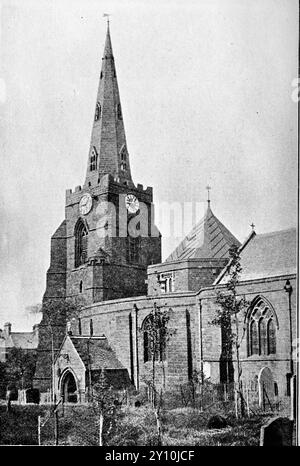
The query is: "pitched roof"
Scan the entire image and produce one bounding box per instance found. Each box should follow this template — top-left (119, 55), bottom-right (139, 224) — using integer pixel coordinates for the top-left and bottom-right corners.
top-left (238, 227), bottom-right (297, 281)
top-left (70, 336), bottom-right (124, 371)
top-left (217, 227), bottom-right (296, 283)
top-left (166, 204), bottom-right (241, 262)
top-left (4, 332), bottom-right (38, 350)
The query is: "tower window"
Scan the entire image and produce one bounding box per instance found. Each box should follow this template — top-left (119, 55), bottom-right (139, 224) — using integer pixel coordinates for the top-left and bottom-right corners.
top-left (247, 297), bottom-right (278, 356)
top-left (100, 71), bottom-right (103, 80)
top-left (121, 162), bottom-right (127, 171)
top-left (75, 219), bottom-right (88, 268)
top-left (90, 147), bottom-right (98, 171)
top-left (126, 235), bottom-right (140, 263)
top-left (78, 318), bottom-right (82, 336)
top-left (95, 102), bottom-right (101, 121)
top-left (90, 319), bottom-right (93, 337)
top-left (79, 281), bottom-right (83, 293)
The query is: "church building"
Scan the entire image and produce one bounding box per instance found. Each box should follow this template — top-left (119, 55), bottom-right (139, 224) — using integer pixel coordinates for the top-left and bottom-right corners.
top-left (33, 24), bottom-right (297, 405)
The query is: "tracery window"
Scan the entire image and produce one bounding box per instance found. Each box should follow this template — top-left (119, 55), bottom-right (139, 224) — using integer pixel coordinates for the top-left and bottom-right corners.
top-left (247, 297), bottom-right (277, 356)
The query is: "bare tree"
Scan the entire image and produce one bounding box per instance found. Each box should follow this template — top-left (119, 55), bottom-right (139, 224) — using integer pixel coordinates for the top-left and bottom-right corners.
top-left (211, 245), bottom-right (248, 416)
top-left (91, 369), bottom-right (118, 446)
top-left (141, 303), bottom-right (174, 445)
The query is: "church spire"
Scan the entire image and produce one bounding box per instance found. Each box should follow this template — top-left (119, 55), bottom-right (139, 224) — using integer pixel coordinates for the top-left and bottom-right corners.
top-left (85, 24), bottom-right (132, 186)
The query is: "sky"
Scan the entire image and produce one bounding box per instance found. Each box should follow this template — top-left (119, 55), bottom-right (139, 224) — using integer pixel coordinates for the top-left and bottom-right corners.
top-left (0, 0), bottom-right (298, 331)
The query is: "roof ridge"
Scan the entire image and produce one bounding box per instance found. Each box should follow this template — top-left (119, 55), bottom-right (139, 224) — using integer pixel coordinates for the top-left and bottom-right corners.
top-left (255, 227), bottom-right (296, 238)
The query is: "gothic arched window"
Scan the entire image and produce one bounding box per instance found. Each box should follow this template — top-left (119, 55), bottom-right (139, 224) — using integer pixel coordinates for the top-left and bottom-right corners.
top-left (75, 219), bottom-right (88, 268)
top-left (126, 235), bottom-right (139, 263)
top-left (90, 147), bottom-right (98, 172)
top-left (95, 102), bottom-right (101, 121)
top-left (249, 319), bottom-right (259, 355)
top-left (247, 297), bottom-right (278, 356)
top-left (142, 314), bottom-right (166, 363)
top-left (267, 319), bottom-right (276, 354)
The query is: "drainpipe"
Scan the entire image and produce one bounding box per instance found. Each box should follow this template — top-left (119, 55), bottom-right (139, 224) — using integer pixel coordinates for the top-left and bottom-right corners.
top-left (134, 304), bottom-right (139, 391)
top-left (198, 299), bottom-right (204, 385)
top-left (284, 279), bottom-right (294, 375)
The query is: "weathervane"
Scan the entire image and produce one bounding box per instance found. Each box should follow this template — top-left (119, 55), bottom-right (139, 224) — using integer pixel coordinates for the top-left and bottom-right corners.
top-left (250, 222), bottom-right (255, 231)
top-left (103, 13), bottom-right (111, 27)
top-left (206, 185), bottom-right (211, 204)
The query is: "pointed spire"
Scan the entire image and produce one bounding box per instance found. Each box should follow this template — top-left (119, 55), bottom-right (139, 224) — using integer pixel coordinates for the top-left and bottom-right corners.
top-left (85, 24), bottom-right (132, 186)
top-left (104, 19), bottom-right (113, 58)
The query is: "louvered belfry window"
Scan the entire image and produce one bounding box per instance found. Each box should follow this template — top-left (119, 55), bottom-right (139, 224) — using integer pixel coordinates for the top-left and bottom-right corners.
top-left (75, 220), bottom-right (88, 267)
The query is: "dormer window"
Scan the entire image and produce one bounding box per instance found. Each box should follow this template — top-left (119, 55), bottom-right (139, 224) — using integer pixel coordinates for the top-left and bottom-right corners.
top-left (117, 104), bottom-right (122, 120)
top-left (95, 102), bottom-right (101, 121)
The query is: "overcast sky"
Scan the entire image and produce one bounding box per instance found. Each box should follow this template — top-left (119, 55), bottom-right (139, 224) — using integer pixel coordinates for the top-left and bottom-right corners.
top-left (0, 0), bottom-right (298, 331)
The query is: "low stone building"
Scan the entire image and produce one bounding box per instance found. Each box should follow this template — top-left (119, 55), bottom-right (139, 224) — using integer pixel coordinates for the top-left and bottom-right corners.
top-left (0, 322), bottom-right (38, 362)
top-left (54, 334), bottom-right (131, 402)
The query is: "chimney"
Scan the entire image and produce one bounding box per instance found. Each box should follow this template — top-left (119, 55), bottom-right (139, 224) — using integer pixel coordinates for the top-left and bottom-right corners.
top-left (4, 322), bottom-right (12, 336)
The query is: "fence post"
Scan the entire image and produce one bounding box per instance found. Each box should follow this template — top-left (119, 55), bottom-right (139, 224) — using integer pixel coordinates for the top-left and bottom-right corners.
top-left (234, 390), bottom-right (239, 418)
top-left (38, 415), bottom-right (41, 446)
top-left (54, 410), bottom-right (59, 446)
top-left (246, 386), bottom-right (250, 418)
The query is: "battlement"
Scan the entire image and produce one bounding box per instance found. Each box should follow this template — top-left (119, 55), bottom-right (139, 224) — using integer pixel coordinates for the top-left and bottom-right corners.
top-left (66, 174), bottom-right (153, 205)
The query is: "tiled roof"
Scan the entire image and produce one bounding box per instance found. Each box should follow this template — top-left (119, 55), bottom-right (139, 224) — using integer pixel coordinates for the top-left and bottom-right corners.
top-left (166, 204), bottom-right (241, 262)
top-left (217, 227), bottom-right (296, 283)
top-left (70, 336), bottom-right (124, 371)
top-left (238, 228), bottom-right (297, 281)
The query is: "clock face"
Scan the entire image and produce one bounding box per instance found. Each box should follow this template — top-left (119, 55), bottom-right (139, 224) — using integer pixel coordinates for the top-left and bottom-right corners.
top-left (79, 193), bottom-right (93, 215)
top-left (125, 194), bottom-right (139, 214)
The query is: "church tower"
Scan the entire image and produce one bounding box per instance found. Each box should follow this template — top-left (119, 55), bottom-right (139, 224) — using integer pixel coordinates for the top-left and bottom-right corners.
top-left (44, 23), bottom-right (161, 305)
top-left (34, 24), bottom-right (161, 391)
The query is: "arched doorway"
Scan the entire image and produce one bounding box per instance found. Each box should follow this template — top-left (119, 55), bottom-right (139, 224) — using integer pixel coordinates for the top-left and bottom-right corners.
top-left (258, 367), bottom-right (274, 409)
top-left (61, 371), bottom-right (78, 403)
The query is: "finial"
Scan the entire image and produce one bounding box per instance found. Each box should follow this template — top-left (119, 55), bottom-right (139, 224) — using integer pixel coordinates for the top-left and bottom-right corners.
top-left (103, 13), bottom-right (111, 29)
top-left (250, 222), bottom-right (255, 231)
top-left (206, 185), bottom-right (211, 205)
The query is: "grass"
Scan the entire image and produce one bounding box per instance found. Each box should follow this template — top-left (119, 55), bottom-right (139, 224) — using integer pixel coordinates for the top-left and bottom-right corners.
top-left (0, 402), bottom-right (272, 446)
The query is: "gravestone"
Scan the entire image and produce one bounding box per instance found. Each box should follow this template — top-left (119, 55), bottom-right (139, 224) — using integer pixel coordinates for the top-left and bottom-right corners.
top-left (258, 367), bottom-right (274, 408)
top-left (207, 415), bottom-right (228, 429)
top-left (260, 416), bottom-right (294, 446)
